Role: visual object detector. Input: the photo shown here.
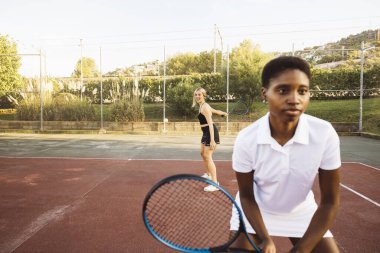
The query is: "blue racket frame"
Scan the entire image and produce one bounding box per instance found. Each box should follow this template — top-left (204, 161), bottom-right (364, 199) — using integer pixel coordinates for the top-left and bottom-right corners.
top-left (142, 174), bottom-right (262, 253)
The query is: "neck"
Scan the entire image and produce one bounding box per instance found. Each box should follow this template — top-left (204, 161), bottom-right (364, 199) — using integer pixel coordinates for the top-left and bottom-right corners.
top-left (269, 116), bottom-right (299, 146)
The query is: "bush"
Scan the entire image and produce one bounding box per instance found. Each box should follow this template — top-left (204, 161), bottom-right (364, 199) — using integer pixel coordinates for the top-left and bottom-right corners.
top-left (166, 78), bottom-right (198, 117)
top-left (16, 93), bottom-right (96, 121)
top-left (109, 100), bottom-right (145, 122)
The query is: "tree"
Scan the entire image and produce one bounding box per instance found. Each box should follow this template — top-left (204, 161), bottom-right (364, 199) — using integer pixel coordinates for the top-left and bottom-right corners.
top-left (167, 53), bottom-right (198, 75)
top-left (72, 57), bottom-right (99, 78)
top-left (166, 50), bottom-right (222, 75)
top-left (229, 40), bottom-right (273, 104)
top-left (0, 35), bottom-right (21, 94)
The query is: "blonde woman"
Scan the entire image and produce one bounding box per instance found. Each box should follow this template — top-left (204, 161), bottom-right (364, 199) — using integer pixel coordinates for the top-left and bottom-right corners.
top-left (193, 87), bottom-right (228, 192)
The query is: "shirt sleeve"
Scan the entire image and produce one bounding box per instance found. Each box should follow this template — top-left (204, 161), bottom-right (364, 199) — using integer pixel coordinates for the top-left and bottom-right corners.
top-left (320, 125), bottom-right (341, 170)
top-left (232, 133), bottom-right (254, 173)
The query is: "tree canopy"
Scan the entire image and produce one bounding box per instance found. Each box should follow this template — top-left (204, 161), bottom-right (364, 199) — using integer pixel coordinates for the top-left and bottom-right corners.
top-left (0, 35), bottom-right (21, 94)
top-left (228, 40), bottom-right (273, 103)
top-left (72, 57), bottom-right (99, 78)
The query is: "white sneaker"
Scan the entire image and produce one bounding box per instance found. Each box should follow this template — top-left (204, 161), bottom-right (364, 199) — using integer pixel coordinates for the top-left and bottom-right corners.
top-left (204, 183), bottom-right (219, 192)
top-left (201, 173), bottom-right (211, 180)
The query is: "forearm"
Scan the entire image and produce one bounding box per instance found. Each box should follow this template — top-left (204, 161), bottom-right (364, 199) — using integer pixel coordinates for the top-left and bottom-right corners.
top-left (293, 203), bottom-right (339, 252)
top-left (209, 125), bottom-right (214, 140)
top-left (240, 197), bottom-right (271, 242)
top-left (215, 109), bottom-right (225, 116)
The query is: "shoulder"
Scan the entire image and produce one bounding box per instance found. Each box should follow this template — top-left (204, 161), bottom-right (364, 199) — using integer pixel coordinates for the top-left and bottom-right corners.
top-left (303, 114), bottom-right (339, 144)
top-left (235, 116), bottom-right (264, 144)
top-left (303, 114), bottom-right (336, 133)
top-left (201, 103), bottom-right (212, 113)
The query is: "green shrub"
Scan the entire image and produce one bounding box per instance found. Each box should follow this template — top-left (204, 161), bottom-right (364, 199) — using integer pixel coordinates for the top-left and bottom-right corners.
top-left (166, 78), bottom-right (198, 117)
top-left (16, 93), bottom-right (96, 121)
top-left (109, 100), bottom-right (144, 122)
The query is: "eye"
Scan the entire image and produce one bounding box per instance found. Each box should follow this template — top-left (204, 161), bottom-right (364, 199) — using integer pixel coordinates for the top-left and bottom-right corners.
top-left (278, 87), bottom-right (288, 94)
top-left (298, 88), bottom-right (309, 95)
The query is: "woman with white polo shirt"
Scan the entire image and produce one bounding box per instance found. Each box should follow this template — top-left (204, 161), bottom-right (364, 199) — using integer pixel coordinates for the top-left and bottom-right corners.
top-left (230, 56), bottom-right (341, 253)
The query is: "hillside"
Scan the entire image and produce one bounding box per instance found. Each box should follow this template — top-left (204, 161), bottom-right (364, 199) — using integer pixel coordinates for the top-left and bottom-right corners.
top-left (294, 29), bottom-right (380, 65)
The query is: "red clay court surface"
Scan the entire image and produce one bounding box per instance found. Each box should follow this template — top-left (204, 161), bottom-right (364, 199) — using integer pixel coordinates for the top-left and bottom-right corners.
top-left (0, 157), bottom-right (379, 253)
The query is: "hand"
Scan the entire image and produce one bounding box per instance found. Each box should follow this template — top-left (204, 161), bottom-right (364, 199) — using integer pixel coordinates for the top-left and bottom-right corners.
top-left (221, 112), bottom-right (228, 117)
top-left (260, 238), bottom-right (276, 253)
top-left (209, 140), bottom-right (216, 150)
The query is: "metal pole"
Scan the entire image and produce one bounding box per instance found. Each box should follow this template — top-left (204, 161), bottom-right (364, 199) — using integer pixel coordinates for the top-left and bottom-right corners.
top-left (100, 47), bottom-right (104, 132)
top-left (39, 48), bottom-right (43, 131)
top-left (217, 27), bottom-right (223, 72)
top-left (359, 41), bottom-right (364, 132)
top-left (226, 46), bottom-right (230, 134)
top-left (213, 24), bottom-right (216, 73)
top-left (163, 45), bottom-right (167, 133)
top-left (80, 39), bottom-right (83, 101)
top-left (44, 50), bottom-right (47, 86)
top-left (292, 43), bottom-right (295, 56)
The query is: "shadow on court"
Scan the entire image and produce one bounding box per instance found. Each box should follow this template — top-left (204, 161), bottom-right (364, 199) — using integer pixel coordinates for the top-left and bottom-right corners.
top-left (1, 157), bottom-right (379, 253)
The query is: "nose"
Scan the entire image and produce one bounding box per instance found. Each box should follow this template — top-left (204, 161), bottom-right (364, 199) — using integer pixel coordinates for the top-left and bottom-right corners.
top-left (287, 91), bottom-right (300, 104)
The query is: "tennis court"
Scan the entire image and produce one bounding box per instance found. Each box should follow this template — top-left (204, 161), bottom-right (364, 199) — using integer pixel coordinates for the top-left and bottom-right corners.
top-left (0, 133), bottom-right (379, 253)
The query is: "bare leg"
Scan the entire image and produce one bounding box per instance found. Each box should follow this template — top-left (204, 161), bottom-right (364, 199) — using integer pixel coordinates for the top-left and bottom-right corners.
top-left (203, 146), bottom-right (217, 183)
top-left (200, 144), bottom-right (210, 176)
top-left (229, 232), bottom-right (262, 252)
top-left (289, 237), bottom-right (340, 253)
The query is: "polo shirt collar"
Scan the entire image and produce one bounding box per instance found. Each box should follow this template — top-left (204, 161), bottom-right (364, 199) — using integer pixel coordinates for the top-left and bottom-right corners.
top-left (257, 113), bottom-right (309, 145)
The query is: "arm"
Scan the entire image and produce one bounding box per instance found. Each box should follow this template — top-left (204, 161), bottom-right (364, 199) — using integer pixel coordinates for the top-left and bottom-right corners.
top-left (291, 168), bottom-right (340, 253)
top-left (236, 171), bottom-right (276, 253)
top-left (202, 104), bottom-right (216, 150)
top-left (210, 107), bottom-right (228, 117)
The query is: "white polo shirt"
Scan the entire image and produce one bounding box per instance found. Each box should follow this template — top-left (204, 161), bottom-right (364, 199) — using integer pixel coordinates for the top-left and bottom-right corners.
top-left (233, 113), bottom-right (341, 214)
top-left (231, 113), bottom-right (341, 236)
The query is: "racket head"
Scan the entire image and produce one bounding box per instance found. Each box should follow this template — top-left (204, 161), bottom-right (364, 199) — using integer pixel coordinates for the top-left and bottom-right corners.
top-left (230, 101), bottom-right (249, 115)
top-left (142, 174), bottom-right (261, 253)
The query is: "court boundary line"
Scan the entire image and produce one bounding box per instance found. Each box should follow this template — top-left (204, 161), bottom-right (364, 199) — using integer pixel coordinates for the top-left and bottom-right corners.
top-left (340, 183), bottom-right (380, 207)
top-left (342, 161), bottom-right (380, 171)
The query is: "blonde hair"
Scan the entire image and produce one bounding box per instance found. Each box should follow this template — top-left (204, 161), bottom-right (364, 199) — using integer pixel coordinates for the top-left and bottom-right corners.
top-left (192, 87), bottom-right (207, 108)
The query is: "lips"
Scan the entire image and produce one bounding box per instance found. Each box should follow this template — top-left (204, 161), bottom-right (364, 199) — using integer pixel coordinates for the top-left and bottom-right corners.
top-left (284, 109), bottom-right (302, 116)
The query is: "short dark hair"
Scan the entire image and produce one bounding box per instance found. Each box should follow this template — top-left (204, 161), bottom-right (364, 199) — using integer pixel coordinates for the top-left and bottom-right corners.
top-left (261, 56), bottom-right (311, 88)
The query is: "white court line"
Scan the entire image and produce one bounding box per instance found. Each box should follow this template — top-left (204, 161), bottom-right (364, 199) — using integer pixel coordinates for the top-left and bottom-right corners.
top-left (340, 183), bottom-right (380, 207)
top-left (342, 161), bottom-right (380, 171)
top-left (341, 162), bottom-right (379, 207)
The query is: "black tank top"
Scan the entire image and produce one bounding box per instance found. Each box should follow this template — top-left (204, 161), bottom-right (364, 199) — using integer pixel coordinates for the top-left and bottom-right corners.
top-left (198, 103), bottom-right (208, 125)
top-left (198, 113), bottom-right (207, 125)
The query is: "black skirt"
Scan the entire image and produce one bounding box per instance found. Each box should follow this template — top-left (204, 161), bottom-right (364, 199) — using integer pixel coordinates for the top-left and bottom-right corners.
top-left (201, 124), bottom-right (220, 146)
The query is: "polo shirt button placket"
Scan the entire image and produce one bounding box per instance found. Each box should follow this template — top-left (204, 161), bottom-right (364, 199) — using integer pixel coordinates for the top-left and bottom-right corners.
top-left (281, 146), bottom-right (290, 174)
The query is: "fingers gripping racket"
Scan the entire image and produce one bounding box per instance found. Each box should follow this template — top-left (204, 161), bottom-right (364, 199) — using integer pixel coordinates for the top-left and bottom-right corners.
top-left (142, 174), bottom-right (262, 253)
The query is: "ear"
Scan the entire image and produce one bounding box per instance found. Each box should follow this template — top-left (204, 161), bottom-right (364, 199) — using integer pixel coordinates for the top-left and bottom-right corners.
top-left (261, 87), bottom-right (267, 101)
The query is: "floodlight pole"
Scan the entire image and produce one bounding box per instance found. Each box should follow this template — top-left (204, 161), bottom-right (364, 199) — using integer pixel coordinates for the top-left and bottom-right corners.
top-left (217, 26), bottom-right (223, 71)
top-left (80, 39), bottom-right (83, 101)
top-left (359, 42), bottom-right (364, 132)
top-left (214, 24), bottom-right (217, 73)
top-left (100, 47), bottom-right (105, 133)
top-left (39, 48), bottom-right (43, 131)
top-left (359, 41), bottom-right (375, 133)
top-left (226, 46), bottom-right (230, 135)
top-left (163, 45), bottom-right (167, 133)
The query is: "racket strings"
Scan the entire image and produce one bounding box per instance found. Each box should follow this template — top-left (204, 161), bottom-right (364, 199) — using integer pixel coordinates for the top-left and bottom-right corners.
top-left (145, 178), bottom-right (235, 249)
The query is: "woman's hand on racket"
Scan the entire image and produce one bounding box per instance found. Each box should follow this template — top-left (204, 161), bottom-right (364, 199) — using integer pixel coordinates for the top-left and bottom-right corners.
top-left (260, 238), bottom-right (276, 253)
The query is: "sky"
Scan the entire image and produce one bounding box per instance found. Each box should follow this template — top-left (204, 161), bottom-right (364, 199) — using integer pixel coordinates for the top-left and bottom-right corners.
top-left (1, 0), bottom-right (380, 77)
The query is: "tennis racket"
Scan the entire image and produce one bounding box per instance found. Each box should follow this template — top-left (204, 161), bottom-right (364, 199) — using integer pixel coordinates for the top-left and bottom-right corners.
top-left (142, 174), bottom-right (262, 253)
top-left (228, 100), bottom-right (249, 115)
